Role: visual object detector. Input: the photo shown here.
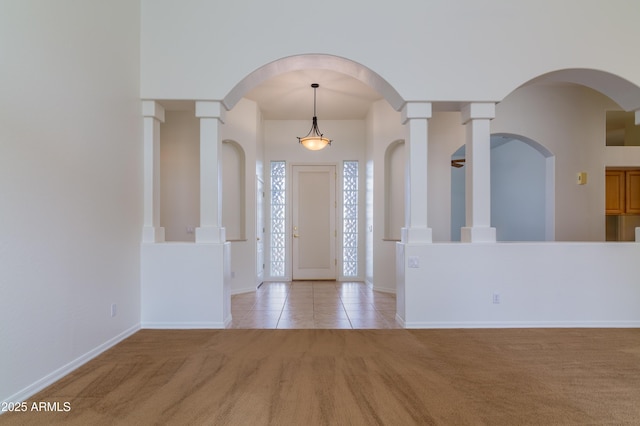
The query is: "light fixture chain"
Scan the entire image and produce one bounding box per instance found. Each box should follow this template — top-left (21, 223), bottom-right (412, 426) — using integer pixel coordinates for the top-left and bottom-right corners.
top-left (297, 82), bottom-right (332, 150)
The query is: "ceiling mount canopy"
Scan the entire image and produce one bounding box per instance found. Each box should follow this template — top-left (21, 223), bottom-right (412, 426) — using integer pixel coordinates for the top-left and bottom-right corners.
top-left (297, 83), bottom-right (332, 151)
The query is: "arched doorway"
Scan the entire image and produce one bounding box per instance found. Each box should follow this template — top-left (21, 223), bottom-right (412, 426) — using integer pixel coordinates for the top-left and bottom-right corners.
top-left (451, 134), bottom-right (555, 241)
top-left (224, 55), bottom-right (406, 288)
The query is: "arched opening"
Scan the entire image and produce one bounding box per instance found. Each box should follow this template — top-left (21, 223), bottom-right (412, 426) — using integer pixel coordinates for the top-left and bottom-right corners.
top-left (520, 68), bottom-right (640, 112)
top-left (222, 55), bottom-right (407, 328)
top-left (224, 54), bottom-right (405, 282)
top-left (451, 134), bottom-right (555, 241)
top-left (495, 68), bottom-right (640, 242)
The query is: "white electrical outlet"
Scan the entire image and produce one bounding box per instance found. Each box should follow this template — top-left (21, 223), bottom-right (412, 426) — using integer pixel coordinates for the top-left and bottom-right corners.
top-left (110, 303), bottom-right (117, 317)
top-left (408, 256), bottom-right (420, 268)
top-left (492, 293), bottom-right (501, 304)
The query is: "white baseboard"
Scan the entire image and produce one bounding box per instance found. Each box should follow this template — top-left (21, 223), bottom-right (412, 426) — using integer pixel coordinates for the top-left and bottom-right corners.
top-left (3, 324), bottom-right (140, 405)
top-left (403, 320), bottom-right (640, 329)
top-left (364, 278), bottom-right (396, 294)
top-left (231, 287), bottom-right (258, 295)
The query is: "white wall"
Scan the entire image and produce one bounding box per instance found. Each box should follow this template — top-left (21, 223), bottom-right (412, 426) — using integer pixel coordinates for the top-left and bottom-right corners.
top-left (491, 140), bottom-right (547, 241)
top-left (367, 101), bottom-right (405, 292)
top-left (399, 242), bottom-right (640, 328)
top-left (141, 243), bottom-right (231, 328)
top-left (140, 1), bottom-right (640, 108)
top-left (606, 146), bottom-right (640, 167)
top-left (427, 112), bottom-right (467, 242)
top-left (0, 1), bottom-right (142, 403)
top-left (160, 110), bottom-right (200, 242)
top-left (221, 99), bottom-right (262, 294)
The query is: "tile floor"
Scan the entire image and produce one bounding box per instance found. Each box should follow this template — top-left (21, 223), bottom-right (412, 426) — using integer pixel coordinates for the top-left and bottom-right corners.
top-left (230, 281), bottom-right (401, 329)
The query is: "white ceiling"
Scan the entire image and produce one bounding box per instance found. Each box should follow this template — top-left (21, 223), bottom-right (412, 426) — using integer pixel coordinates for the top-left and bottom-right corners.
top-left (243, 69), bottom-right (383, 120)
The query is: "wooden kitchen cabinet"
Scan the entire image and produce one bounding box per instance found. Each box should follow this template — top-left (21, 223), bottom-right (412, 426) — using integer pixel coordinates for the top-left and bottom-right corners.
top-left (626, 170), bottom-right (640, 214)
top-left (606, 170), bottom-right (626, 214)
top-left (606, 169), bottom-right (640, 214)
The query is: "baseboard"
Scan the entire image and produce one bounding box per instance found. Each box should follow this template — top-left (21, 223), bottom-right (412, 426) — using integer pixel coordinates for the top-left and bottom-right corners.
top-left (403, 320), bottom-right (640, 329)
top-left (141, 321), bottom-right (227, 329)
top-left (231, 287), bottom-right (258, 295)
top-left (3, 324), bottom-right (140, 405)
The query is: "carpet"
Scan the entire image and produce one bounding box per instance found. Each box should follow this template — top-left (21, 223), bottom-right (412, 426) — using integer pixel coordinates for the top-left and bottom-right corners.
top-left (2, 328), bottom-right (640, 425)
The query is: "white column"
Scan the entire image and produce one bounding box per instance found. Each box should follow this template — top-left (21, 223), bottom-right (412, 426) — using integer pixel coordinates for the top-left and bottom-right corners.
top-left (635, 109), bottom-right (640, 125)
top-left (141, 101), bottom-right (165, 243)
top-left (400, 102), bottom-right (432, 243)
top-left (460, 102), bottom-right (496, 243)
top-left (195, 101), bottom-right (226, 243)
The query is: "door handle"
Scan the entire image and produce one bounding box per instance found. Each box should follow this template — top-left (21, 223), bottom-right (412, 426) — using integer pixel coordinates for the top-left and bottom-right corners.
top-left (293, 234), bottom-right (299, 238)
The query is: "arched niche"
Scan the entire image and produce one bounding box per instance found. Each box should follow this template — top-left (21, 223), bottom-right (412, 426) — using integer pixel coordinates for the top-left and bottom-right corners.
top-left (451, 134), bottom-right (555, 242)
top-left (384, 139), bottom-right (405, 240)
top-left (221, 139), bottom-right (246, 241)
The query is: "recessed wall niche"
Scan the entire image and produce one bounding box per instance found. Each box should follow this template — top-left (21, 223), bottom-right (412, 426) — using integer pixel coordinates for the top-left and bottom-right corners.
top-left (384, 140), bottom-right (405, 240)
top-left (221, 140), bottom-right (246, 241)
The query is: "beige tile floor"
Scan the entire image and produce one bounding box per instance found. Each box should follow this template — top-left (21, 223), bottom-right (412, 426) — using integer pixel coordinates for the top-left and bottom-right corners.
top-left (230, 281), bottom-right (401, 329)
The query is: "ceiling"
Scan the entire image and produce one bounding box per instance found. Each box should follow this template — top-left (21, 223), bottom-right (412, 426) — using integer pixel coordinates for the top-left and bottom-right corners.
top-left (243, 69), bottom-right (383, 120)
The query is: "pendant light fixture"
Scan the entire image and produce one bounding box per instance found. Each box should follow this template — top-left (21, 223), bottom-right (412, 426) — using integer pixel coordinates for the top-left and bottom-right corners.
top-left (297, 83), bottom-right (332, 151)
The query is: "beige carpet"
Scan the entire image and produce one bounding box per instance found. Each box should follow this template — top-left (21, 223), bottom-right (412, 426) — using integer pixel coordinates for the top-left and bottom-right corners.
top-left (2, 328), bottom-right (640, 425)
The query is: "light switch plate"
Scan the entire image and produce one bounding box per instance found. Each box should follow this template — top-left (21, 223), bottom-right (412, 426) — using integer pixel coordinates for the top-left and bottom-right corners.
top-left (577, 172), bottom-right (587, 185)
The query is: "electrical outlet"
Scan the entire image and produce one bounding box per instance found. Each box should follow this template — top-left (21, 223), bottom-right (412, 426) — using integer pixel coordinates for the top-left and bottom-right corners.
top-left (408, 256), bottom-right (420, 268)
top-left (492, 293), bottom-right (501, 304)
top-left (111, 303), bottom-right (117, 317)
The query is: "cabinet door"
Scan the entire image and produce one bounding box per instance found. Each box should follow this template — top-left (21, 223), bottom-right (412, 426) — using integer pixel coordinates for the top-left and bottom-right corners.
top-left (606, 170), bottom-right (625, 214)
top-left (626, 170), bottom-right (640, 214)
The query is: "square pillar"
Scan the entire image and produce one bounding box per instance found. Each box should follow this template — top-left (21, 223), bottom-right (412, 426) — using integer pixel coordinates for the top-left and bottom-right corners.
top-left (141, 101), bottom-right (165, 243)
top-left (460, 102), bottom-right (496, 243)
top-left (400, 102), bottom-right (432, 243)
top-left (195, 101), bottom-right (226, 243)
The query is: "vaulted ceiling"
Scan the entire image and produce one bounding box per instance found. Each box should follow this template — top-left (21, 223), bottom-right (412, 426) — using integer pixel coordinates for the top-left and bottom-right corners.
top-left (243, 69), bottom-right (383, 120)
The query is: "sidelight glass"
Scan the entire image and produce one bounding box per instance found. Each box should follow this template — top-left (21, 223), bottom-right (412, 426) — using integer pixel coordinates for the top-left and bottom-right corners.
top-left (343, 161), bottom-right (358, 277)
top-left (270, 161), bottom-right (286, 277)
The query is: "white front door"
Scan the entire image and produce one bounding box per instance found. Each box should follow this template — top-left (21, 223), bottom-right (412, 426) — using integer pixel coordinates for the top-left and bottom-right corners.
top-left (292, 165), bottom-right (337, 280)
